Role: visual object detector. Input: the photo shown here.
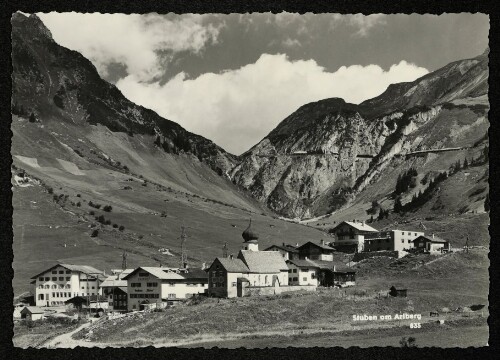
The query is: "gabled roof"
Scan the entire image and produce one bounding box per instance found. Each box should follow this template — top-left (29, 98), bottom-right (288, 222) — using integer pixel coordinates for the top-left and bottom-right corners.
top-left (414, 235), bottom-right (448, 243)
top-left (31, 263), bottom-right (105, 280)
top-left (21, 306), bottom-right (44, 314)
top-left (264, 244), bottom-right (299, 253)
top-left (122, 267), bottom-right (185, 280)
top-left (212, 257), bottom-right (249, 273)
top-left (100, 269), bottom-right (134, 288)
top-left (297, 241), bottom-right (336, 252)
top-left (239, 250), bottom-right (289, 273)
top-left (332, 221), bottom-right (379, 233)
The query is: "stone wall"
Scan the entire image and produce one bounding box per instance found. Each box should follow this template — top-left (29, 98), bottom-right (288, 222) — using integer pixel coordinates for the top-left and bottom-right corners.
top-left (243, 285), bottom-right (316, 297)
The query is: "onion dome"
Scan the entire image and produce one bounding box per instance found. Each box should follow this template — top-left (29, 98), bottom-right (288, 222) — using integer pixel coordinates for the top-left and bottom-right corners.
top-left (242, 219), bottom-right (259, 242)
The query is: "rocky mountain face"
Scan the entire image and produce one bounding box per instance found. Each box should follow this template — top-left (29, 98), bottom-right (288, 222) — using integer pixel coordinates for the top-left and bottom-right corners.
top-left (231, 51), bottom-right (489, 219)
top-left (11, 13), bottom-right (237, 175)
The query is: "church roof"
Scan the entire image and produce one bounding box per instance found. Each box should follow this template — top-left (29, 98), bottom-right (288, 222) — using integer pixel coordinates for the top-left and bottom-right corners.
top-left (238, 250), bottom-right (289, 273)
top-left (242, 219), bottom-right (259, 242)
top-left (215, 257), bottom-right (249, 272)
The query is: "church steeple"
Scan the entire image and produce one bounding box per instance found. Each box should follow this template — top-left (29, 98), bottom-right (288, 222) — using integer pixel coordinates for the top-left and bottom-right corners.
top-left (242, 219), bottom-right (259, 251)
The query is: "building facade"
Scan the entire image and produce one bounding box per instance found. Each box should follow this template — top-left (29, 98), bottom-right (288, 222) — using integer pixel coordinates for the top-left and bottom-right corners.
top-left (413, 235), bottom-right (450, 254)
top-left (297, 240), bottom-right (336, 261)
top-left (363, 230), bottom-right (425, 252)
top-left (100, 269), bottom-right (133, 312)
top-left (330, 221), bottom-right (379, 252)
top-left (31, 264), bottom-right (105, 307)
top-left (287, 259), bottom-right (356, 287)
top-left (123, 267), bottom-right (208, 311)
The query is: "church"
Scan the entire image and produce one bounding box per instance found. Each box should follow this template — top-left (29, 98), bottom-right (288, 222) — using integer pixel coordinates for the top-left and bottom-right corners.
top-left (207, 220), bottom-right (289, 298)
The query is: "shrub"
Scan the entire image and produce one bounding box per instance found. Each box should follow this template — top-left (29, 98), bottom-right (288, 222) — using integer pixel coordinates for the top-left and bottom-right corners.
top-left (76, 202), bottom-right (81, 207)
top-left (29, 112), bottom-right (36, 123)
top-left (89, 210), bottom-right (95, 216)
top-left (113, 224), bottom-right (118, 228)
top-left (103, 205), bottom-right (113, 212)
top-left (97, 215), bottom-right (105, 223)
top-left (119, 225), bottom-right (125, 231)
top-left (76, 194), bottom-right (81, 197)
top-left (91, 229), bottom-right (99, 237)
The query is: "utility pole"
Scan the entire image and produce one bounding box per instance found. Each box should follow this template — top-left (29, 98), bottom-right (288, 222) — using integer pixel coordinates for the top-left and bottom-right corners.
top-left (179, 225), bottom-right (188, 268)
top-left (122, 251), bottom-right (128, 270)
top-left (223, 242), bottom-right (228, 258)
top-left (465, 234), bottom-right (470, 253)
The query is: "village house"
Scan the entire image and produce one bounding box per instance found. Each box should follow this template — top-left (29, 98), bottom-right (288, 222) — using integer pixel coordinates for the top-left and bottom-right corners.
top-left (297, 240), bottom-right (336, 261)
top-left (413, 234), bottom-right (451, 254)
top-left (123, 266), bottom-right (208, 311)
top-left (287, 259), bottom-right (356, 287)
top-left (31, 263), bottom-right (106, 307)
top-left (207, 220), bottom-right (290, 298)
top-left (65, 295), bottom-right (109, 312)
top-left (363, 230), bottom-right (425, 253)
top-left (264, 243), bottom-right (299, 260)
top-left (100, 269), bottom-right (133, 312)
top-left (330, 221), bottom-right (379, 252)
top-left (20, 306), bottom-right (45, 321)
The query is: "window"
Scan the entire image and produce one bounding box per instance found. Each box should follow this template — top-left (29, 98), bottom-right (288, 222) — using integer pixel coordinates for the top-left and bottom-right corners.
top-left (38, 285), bottom-right (43, 289)
top-left (91, 286), bottom-right (95, 289)
top-left (402, 232), bottom-right (405, 235)
top-left (138, 272), bottom-right (149, 277)
top-left (131, 283), bottom-right (141, 287)
top-left (52, 285), bottom-right (57, 289)
top-left (52, 277), bottom-right (57, 281)
top-left (44, 285), bottom-right (50, 289)
top-left (232, 282), bottom-right (237, 287)
top-left (303, 277), bottom-right (307, 281)
top-left (52, 271), bottom-right (57, 274)
top-left (169, 283), bottom-right (175, 287)
top-left (81, 286), bottom-right (85, 289)
top-left (293, 277), bottom-right (298, 282)
top-left (38, 294), bottom-right (44, 300)
top-left (45, 277), bottom-right (50, 281)
top-left (147, 282), bottom-right (158, 287)
top-left (401, 239), bottom-right (404, 243)
top-left (288, 269), bottom-right (292, 273)
top-left (66, 277), bottom-right (70, 281)
top-left (58, 277), bottom-right (63, 281)
top-left (66, 270), bottom-right (71, 274)
top-left (289, 278), bottom-right (292, 282)
top-left (39, 277), bottom-right (44, 281)
top-left (110, 294), bottom-right (113, 299)
top-left (414, 233), bottom-right (417, 236)
top-left (168, 294), bottom-right (176, 299)
top-left (292, 269), bottom-right (297, 273)
top-left (132, 305), bottom-right (136, 309)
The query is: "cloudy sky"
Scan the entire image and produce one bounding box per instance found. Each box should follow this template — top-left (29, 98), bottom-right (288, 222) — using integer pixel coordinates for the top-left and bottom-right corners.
top-left (37, 13), bottom-right (489, 155)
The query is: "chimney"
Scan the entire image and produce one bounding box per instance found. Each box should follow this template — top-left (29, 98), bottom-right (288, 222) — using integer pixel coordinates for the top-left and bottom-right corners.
top-left (201, 262), bottom-right (206, 270)
top-left (305, 256), bottom-right (308, 260)
top-left (362, 221), bottom-right (365, 226)
top-left (432, 233), bottom-right (435, 239)
top-left (296, 243), bottom-right (299, 247)
top-left (229, 254), bottom-right (234, 260)
top-left (321, 239), bottom-right (325, 246)
top-left (183, 262), bottom-right (189, 269)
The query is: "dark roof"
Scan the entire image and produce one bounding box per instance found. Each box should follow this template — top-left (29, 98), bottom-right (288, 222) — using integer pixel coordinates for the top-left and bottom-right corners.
top-left (182, 268), bottom-right (209, 279)
top-left (297, 241), bottom-right (336, 252)
top-left (414, 235), bottom-right (448, 243)
top-left (31, 263), bottom-right (105, 280)
top-left (213, 257), bottom-right (249, 273)
top-left (65, 295), bottom-right (107, 304)
top-left (264, 244), bottom-right (299, 253)
top-left (242, 219), bottom-right (259, 242)
top-left (239, 250), bottom-right (289, 273)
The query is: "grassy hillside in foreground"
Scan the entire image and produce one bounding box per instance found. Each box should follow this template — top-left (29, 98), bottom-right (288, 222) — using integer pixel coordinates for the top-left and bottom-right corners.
top-left (68, 249), bottom-right (488, 347)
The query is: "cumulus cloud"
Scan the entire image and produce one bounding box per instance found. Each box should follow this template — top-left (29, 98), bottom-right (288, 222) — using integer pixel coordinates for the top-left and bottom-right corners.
top-left (116, 54), bottom-right (428, 155)
top-left (37, 12), bottom-right (222, 82)
top-left (348, 14), bottom-right (386, 37)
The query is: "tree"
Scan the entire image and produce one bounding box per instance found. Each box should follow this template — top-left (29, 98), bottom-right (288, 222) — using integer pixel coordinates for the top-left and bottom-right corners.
top-left (90, 229), bottom-right (99, 237)
top-left (29, 112), bottom-right (36, 123)
top-left (394, 197), bottom-right (403, 213)
top-left (119, 225), bottom-right (125, 231)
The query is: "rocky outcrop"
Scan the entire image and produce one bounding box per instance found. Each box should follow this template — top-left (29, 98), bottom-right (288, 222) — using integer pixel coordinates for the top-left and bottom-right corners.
top-left (231, 52), bottom-right (489, 219)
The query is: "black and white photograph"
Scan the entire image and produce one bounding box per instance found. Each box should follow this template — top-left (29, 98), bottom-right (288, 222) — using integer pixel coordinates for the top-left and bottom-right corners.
top-left (9, 10), bottom-right (490, 348)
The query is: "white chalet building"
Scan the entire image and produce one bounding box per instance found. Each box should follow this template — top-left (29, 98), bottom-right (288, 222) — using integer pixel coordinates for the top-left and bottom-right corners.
top-left (31, 263), bottom-right (105, 307)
